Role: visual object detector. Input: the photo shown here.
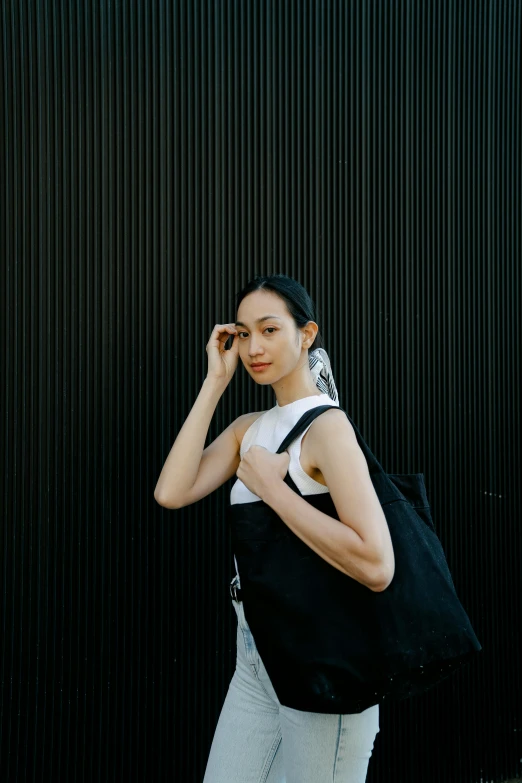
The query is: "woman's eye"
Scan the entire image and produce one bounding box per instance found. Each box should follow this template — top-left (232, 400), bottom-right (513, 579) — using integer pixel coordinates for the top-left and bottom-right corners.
top-left (237, 327), bottom-right (276, 338)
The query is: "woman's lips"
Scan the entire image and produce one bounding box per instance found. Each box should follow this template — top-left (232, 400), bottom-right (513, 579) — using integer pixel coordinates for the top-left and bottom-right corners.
top-left (251, 363), bottom-right (271, 372)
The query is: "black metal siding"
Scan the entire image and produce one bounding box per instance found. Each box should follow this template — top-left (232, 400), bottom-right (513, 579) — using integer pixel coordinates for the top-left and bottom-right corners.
top-left (1, 1), bottom-right (520, 781)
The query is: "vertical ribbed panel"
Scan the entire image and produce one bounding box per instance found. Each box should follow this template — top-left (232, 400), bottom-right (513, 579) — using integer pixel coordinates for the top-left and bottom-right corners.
top-left (1, 1), bottom-right (520, 781)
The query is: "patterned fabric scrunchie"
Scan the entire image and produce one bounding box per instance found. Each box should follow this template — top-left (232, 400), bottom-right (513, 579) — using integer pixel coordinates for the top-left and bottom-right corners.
top-left (308, 348), bottom-right (339, 404)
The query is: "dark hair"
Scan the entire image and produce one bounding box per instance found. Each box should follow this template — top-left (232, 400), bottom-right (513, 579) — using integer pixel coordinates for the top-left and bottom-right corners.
top-left (234, 274), bottom-right (325, 351)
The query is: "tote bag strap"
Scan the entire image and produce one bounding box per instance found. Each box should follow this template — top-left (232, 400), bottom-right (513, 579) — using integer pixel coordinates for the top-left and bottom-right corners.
top-left (275, 405), bottom-right (386, 478)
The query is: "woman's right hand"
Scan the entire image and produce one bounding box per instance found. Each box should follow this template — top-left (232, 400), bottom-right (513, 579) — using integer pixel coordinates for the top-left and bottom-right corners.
top-left (206, 323), bottom-right (240, 383)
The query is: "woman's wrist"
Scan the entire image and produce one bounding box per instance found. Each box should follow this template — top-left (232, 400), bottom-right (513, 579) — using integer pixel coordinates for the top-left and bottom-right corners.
top-left (203, 374), bottom-right (231, 394)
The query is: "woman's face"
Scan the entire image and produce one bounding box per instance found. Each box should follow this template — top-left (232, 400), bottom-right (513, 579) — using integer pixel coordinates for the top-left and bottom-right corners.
top-left (235, 290), bottom-right (315, 385)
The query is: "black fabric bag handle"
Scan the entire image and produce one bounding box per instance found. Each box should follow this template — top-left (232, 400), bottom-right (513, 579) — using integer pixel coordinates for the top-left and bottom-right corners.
top-left (275, 404), bottom-right (433, 518)
top-left (276, 404), bottom-right (386, 478)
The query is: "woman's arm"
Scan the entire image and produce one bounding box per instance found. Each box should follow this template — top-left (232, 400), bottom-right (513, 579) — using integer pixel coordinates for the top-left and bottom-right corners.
top-left (260, 410), bottom-right (395, 591)
top-left (154, 376), bottom-right (228, 507)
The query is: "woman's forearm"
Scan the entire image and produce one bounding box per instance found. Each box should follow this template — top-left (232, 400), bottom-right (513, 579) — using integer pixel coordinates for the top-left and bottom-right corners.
top-left (261, 479), bottom-right (385, 591)
top-left (154, 376), bottom-right (227, 506)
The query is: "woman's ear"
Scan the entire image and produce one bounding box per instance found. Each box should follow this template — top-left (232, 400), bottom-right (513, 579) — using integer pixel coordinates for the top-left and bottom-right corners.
top-left (302, 320), bottom-right (319, 348)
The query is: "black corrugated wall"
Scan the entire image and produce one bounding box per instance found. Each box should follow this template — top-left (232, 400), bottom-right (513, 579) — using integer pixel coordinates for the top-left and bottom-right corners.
top-left (1, 1), bottom-right (521, 781)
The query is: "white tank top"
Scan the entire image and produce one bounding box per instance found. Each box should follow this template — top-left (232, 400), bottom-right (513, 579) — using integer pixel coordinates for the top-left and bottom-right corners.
top-left (231, 392), bottom-right (339, 584)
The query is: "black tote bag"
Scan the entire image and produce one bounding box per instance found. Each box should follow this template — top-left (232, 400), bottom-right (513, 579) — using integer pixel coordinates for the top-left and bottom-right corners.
top-left (228, 405), bottom-right (482, 714)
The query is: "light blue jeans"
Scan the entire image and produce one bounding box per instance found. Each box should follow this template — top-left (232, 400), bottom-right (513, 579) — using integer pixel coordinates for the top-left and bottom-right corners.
top-left (202, 591), bottom-right (380, 783)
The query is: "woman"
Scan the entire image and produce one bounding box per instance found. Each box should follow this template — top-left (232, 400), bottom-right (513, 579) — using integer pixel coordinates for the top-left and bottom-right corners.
top-left (154, 274), bottom-right (394, 782)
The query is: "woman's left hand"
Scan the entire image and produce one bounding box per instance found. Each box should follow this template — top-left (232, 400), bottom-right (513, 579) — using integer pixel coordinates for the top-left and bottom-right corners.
top-left (236, 446), bottom-right (290, 501)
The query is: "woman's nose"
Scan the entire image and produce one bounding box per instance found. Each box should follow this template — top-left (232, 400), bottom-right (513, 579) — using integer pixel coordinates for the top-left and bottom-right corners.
top-left (248, 341), bottom-right (264, 357)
